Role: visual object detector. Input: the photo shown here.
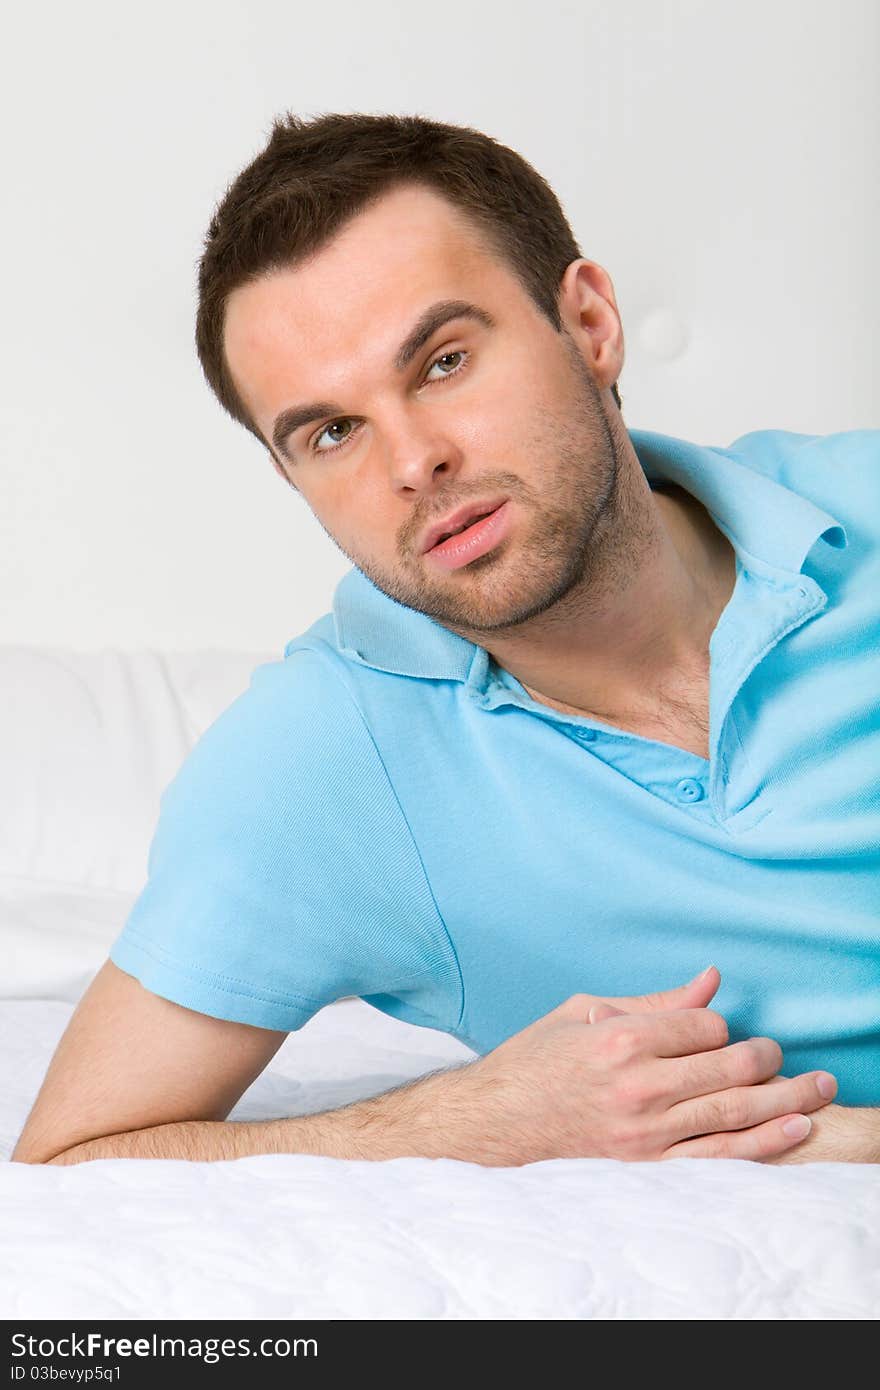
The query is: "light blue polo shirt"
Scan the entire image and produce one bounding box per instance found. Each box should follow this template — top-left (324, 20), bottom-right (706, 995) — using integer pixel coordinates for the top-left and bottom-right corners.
top-left (109, 427), bottom-right (880, 1105)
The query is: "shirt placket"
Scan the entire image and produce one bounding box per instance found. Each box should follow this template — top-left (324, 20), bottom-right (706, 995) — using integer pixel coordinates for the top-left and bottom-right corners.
top-left (467, 645), bottom-right (717, 820)
top-left (464, 564), bottom-right (830, 827)
top-left (707, 566), bottom-right (830, 825)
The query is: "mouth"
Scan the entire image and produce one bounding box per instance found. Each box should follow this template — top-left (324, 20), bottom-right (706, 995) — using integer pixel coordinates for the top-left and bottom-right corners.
top-left (421, 498), bottom-right (508, 555)
top-left (422, 499), bottom-right (513, 572)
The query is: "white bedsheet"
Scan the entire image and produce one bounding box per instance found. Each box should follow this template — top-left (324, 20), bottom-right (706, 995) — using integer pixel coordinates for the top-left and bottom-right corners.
top-left (3, 996), bottom-right (878, 1320)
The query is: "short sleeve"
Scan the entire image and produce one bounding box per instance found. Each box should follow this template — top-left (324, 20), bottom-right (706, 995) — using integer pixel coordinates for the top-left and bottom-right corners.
top-left (108, 648), bottom-right (463, 1034)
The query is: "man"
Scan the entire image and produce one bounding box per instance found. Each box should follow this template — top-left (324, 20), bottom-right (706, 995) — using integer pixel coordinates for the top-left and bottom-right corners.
top-left (12, 113), bottom-right (879, 1169)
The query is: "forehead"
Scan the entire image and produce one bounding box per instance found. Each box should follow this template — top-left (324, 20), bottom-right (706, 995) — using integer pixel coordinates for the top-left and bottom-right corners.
top-left (222, 183), bottom-right (519, 428)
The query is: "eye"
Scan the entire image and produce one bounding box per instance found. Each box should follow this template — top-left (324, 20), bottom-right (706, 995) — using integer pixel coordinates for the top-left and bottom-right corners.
top-left (308, 348), bottom-right (471, 456)
top-left (423, 349), bottom-right (468, 383)
top-left (310, 418), bottom-right (356, 455)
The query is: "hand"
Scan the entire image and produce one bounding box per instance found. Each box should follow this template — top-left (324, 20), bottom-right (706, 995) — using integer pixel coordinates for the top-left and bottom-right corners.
top-left (589, 989), bottom-right (839, 1162)
top-left (752, 1078), bottom-right (865, 1164)
top-left (464, 967), bottom-right (837, 1166)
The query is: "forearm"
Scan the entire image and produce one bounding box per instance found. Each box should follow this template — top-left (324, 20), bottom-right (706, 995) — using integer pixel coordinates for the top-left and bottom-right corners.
top-left (828, 1105), bottom-right (880, 1162)
top-left (45, 1062), bottom-right (478, 1167)
top-left (766, 1104), bottom-right (880, 1165)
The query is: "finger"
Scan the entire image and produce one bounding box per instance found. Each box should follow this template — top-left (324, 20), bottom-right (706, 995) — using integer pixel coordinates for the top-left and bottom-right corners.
top-left (668, 1070), bottom-right (837, 1144)
top-left (641, 1007), bottom-right (731, 1058)
top-left (659, 1036), bottom-right (785, 1102)
top-left (581, 1006), bottom-right (729, 1060)
top-left (631, 965), bottom-right (721, 1013)
top-left (663, 1112), bottom-right (814, 1162)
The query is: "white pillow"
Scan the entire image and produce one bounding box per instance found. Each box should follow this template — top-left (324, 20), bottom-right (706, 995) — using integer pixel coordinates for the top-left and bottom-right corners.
top-left (0, 646), bottom-right (274, 998)
top-left (1, 876), bottom-right (137, 1002)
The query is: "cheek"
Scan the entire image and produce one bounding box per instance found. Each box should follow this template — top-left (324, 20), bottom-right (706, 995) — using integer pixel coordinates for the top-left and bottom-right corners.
top-left (464, 373), bottom-right (513, 437)
top-left (458, 367), bottom-right (547, 457)
top-left (313, 476), bottom-right (389, 555)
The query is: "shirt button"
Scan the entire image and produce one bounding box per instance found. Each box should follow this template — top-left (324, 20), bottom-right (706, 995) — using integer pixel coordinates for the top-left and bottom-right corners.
top-left (575, 728), bottom-right (597, 742)
top-left (675, 777), bottom-right (705, 802)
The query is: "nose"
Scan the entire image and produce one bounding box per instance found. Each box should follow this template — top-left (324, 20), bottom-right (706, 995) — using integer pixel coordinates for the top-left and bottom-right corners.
top-left (385, 415), bottom-right (463, 496)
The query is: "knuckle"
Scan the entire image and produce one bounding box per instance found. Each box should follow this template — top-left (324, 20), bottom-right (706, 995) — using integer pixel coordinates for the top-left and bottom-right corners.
top-left (725, 1042), bottom-right (755, 1086)
top-left (709, 1133), bottom-right (735, 1159)
top-left (798, 1074), bottom-right (827, 1108)
top-left (699, 1095), bottom-right (724, 1131)
top-left (607, 1118), bottom-right (644, 1157)
top-left (700, 1093), bottom-right (736, 1132)
top-left (705, 1010), bottom-right (729, 1048)
top-left (732, 1039), bottom-right (770, 1085)
top-left (609, 1074), bottom-right (651, 1115)
top-left (606, 1025), bottom-right (641, 1060)
top-left (724, 1092), bottom-right (750, 1128)
top-left (760, 1037), bottom-right (784, 1073)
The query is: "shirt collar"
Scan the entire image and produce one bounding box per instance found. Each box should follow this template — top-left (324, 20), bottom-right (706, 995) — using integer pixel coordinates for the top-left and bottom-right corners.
top-left (331, 428), bottom-right (848, 682)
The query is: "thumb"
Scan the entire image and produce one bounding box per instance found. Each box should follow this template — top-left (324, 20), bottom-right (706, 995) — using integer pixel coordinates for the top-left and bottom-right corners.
top-left (588, 1002), bottom-right (626, 1024)
top-left (631, 965), bottom-right (720, 1013)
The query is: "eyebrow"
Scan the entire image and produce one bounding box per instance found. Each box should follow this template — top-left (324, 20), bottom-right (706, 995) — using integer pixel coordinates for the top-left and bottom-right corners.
top-left (270, 298), bottom-right (496, 461)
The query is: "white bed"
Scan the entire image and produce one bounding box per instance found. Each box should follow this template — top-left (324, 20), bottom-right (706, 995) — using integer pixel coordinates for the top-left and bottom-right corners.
top-left (3, 648), bottom-right (878, 1320)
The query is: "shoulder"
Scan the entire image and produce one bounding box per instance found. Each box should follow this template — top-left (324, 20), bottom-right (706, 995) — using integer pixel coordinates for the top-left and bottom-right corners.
top-left (154, 639), bottom-right (388, 839)
top-left (211, 624), bottom-right (370, 743)
top-left (724, 427), bottom-right (880, 505)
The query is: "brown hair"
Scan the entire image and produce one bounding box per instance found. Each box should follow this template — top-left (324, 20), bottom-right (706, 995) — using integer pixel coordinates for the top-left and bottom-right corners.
top-left (195, 111), bottom-right (623, 454)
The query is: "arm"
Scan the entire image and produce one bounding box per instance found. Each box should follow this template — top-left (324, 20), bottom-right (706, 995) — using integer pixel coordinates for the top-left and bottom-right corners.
top-left (794, 1105), bottom-right (880, 1163)
top-left (20, 967), bottom-right (837, 1169)
top-left (11, 956), bottom-right (477, 1169)
top-left (44, 1065), bottom-right (476, 1166)
top-left (11, 958), bottom-right (290, 1164)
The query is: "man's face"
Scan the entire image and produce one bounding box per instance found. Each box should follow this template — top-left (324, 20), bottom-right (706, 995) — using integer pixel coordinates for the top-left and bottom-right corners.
top-left (223, 182), bottom-right (621, 636)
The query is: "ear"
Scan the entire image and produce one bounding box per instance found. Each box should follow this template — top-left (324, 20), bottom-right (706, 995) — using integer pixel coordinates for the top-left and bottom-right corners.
top-left (557, 258), bottom-right (625, 393)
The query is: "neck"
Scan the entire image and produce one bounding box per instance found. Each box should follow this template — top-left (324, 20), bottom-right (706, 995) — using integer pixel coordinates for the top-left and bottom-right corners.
top-left (459, 415), bottom-right (737, 725)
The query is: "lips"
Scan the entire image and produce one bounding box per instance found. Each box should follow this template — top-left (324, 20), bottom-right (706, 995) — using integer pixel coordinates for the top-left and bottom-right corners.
top-left (421, 498), bottom-right (507, 554)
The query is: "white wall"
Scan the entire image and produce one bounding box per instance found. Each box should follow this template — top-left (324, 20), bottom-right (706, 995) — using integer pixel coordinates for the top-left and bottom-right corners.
top-left (2, 0), bottom-right (877, 652)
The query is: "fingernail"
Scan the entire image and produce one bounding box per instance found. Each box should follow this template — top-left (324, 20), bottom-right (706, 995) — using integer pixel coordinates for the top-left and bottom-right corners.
top-left (782, 1115), bottom-right (812, 1140)
top-left (692, 966), bottom-right (715, 983)
top-left (816, 1073), bottom-right (837, 1100)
